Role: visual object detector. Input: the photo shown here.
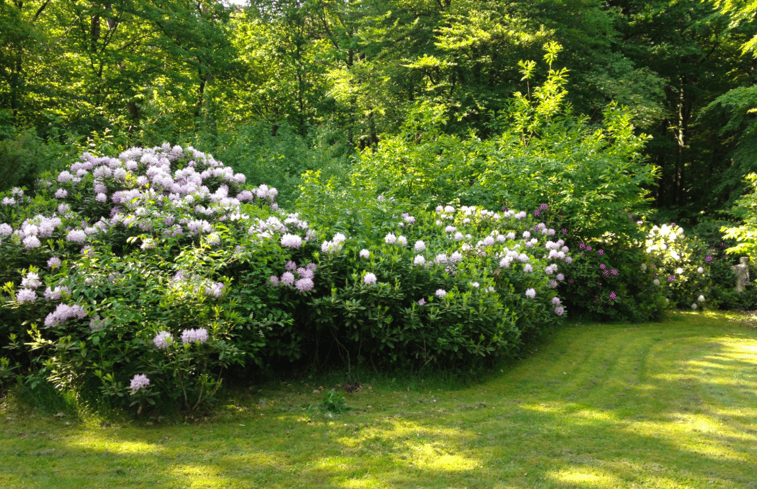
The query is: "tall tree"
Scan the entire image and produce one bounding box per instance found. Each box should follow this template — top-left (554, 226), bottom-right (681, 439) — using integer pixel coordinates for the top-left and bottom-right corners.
top-left (0, 0), bottom-right (58, 127)
top-left (610, 0), bottom-right (755, 218)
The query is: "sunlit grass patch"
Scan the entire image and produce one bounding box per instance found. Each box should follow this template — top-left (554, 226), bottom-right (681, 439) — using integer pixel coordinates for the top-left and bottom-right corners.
top-left (2, 311), bottom-right (756, 488)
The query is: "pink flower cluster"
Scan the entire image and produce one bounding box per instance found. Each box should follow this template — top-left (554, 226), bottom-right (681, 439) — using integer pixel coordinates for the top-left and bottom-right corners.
top-left (181, 328), bottom-right (209, 344)
top-left (130, 374), bottom-right (150, 392)
top-left (44, 303), bottom-right (87, 327)
top-left (271, 262), bottom-right (317, 293)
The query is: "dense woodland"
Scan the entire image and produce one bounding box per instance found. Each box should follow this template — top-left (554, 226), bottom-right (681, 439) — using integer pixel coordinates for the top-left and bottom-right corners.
top-left (1, 0), bottom-right (756, 222)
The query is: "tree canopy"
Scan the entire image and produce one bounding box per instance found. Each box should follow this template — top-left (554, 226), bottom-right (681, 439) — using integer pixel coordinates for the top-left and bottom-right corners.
top-left (1, 0), bottom-right (755, 224)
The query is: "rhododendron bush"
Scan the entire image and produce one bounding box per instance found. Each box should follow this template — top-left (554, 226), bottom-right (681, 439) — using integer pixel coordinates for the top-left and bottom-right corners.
top-left (642, 224), bottom-right (717, 310)
top-left (0, 145), bottom-right (571, 413)
top-left (0, 144), bottom-right (295, 411)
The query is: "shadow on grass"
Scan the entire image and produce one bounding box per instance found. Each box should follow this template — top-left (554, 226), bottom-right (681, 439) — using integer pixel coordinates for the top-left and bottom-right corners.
top-left (2, 315), bottom-right (756, 488)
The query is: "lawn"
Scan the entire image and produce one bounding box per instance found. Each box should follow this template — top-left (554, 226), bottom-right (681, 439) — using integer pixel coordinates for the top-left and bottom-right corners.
top-left (2, 311), bottom-right (756, 488)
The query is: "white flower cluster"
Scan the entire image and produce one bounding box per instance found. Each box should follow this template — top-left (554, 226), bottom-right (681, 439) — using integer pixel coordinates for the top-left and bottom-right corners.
top-left (181, 328), bottom-right (209, 344)
top-left (321, 232), bottom-right (347, 253)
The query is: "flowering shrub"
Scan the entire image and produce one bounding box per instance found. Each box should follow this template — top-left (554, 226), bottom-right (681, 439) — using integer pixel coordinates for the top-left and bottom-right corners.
top-left (559, 237), bottom-right (668, 322)
top-left (1, 144), bottom-right (575, 411)
top-left (297, 177), bottom-right (570, 368)
top-left (0, 144), bottom-right (294, 410)
top-left (643, 224), bottom-right (716, 309)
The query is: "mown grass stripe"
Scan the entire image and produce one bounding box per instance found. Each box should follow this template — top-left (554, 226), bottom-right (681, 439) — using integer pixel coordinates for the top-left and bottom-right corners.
top-left (1, 311), bottom-right (756, 488)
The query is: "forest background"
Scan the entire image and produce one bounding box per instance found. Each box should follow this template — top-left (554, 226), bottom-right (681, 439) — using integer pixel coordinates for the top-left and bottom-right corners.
top-left (1, 0), bottom-right (756, 225)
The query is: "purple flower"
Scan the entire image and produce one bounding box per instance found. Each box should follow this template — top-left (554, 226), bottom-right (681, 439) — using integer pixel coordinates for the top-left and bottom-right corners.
top-left (610, 291), bottom-right (617, 300)
top-left (599, 264), bottom-right (606, 269)
top-left (281, 272), bottom-right (295, 286)
top-left (418, 298), bottom-right (426, 306)
top-left (598, 250), bottom-right (604, 255)
top-left (534, 210), bottom-right (541, 216)
top-left (295, 278), bottom-right (314, 292)
top-left (55, 188), bottom-right (68, 199)
top-left (181, 328), bottom-right (208, 344)
top-left (0, 223), bottom-right (12, 236)
top-left (89, 316), bottom-right (106, 330)
top-left (554, 306), bottom-right (565, 316)
top-left (187, 219), bottom-right (211, 235)
top-left (130, 374), bottom-right (150, 392)
top-left (668, 276), bottom-right (675, 281)
top-left (610, 269), bottom-right (618, 275)
top-left (270, 275), bottom-right (280, 286)
top-left (16, 289), bottom-right (37, 303)
top-left (551, 297), bottom-right (561, 305)
top-left (44, 303), bottom-right (87, 327)
top-left (297, 267), bottom-right (314, 279)
top-left (364, 273), bottom-right (377, 285)
top-left (540, 203), bottom-right (548, 210)
top-left (587, 246), bottom-right (593, 251)
top-left (43, 286), bottom-right (68, 300)
top-left (48, 257), bottom-right (62, 269)
top-left (705, 256), bottom-right (713, 262)
top-left (205, 282), bottom-right (224, 297)
top-left (153, 331), bottom-right (173, 349)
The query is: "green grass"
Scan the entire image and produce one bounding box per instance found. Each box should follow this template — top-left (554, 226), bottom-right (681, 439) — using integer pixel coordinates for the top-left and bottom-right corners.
top-left (2, 311), bottom-right (757, 488)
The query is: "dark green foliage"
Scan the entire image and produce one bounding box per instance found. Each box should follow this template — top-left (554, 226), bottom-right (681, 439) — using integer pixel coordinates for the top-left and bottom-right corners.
top-left (0, 129), bottom-right (76, 193)
top-left (214, 121), bottom-right (349, 207)
top-left (320, 388), bottom-right (350, 414)
top-left (559, 239), bottom-right (667, 323)
top-left (353, 54), bottom-right (657, 242)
